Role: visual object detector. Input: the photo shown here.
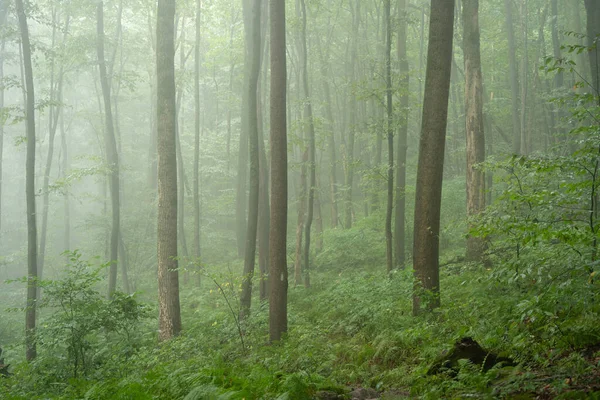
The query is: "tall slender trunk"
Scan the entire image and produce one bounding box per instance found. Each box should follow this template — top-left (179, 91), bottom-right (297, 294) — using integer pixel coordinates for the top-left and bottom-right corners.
top-left (239, 0), bottom-right (262, 321)
top-left (412, 0), bottom-right (455, 315)
top-left (39, 12), bottom-right (69, 290)
top-left (157, 0), bottom-right (182, 340)
top-left (584, 0), bottom-right (600, 94)
top-left (384, 0), bottom-right (393, 274)
top-left (344, 0), bottom-right (360, 229)
top-left (504, 0), bottom-right (521, 154)
top-left (0, 1), bottom-right (7, 239)
top-left (257, 1), bottom-right (270, 300)
top-left (315, 32), bottom-right (338, 228)
top-left (394, 0), bottom-right (409, 269)
top-left (97, 1), bottom-right (120, 297)
top-left (520, 0), bottom-right (528, 155)
top-left (299, 0), bottom-right (315, 288)
top-left (464, 0), bottom-right (486, 262)
top-left (193, 0), bottom-right (202, 282)
top-left (269, 0), bottom-right (288, 343)
top-left (16, 0), bottom-right (38, 361)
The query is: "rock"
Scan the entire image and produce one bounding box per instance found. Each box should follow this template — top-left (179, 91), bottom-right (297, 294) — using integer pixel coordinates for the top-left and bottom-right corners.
top-left (314, 390), bottom-right (344, 400)
top-left (350, 387), bottom-right (380, 400)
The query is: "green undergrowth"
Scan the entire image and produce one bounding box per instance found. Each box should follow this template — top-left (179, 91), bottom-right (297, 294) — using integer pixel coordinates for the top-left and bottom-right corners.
top-left (2, 250), bottom-right (599, 399)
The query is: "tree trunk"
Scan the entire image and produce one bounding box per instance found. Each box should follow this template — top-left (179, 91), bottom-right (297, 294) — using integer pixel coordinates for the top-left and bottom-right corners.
top-left (584, 0), bottom-right (600, 94)
top-left (298, 0), bottom-right (315, 288)
top-left (384, 0), bottom-right (393, 275)
top-left (394, 0), bottom-right (408, 270)
top-left (412, 0), bottom-right (455, 315)
top-left (269, 0), bottom-right (288, 343)
top-left (16, 0), bottom-right (38, 361)
top-left (193, 0), bottom-right (202, 283)
top-left (344, 0), bottom-right (360, 229)
top-left (0, 0), bottom-right (7, 241)
top-left (504, 0), bottom-right (521, 154)
top-left (315, 31), bottom-right (338, 228)
top-left (239, 0), bottom-right (262, 321)
top-left (97, 1), bottom-right (120, 297)
top-left (519, 0), bottom-right (528, 155)
top-left (294, 149), bottom-right (307, 285)
top-left (157, 0), bottom-right (182, 341)
top-left (463, 0), bottom-right (486, 262)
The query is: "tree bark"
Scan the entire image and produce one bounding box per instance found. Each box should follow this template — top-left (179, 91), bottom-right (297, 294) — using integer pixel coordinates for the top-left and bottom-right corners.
top-left (504, 0), bottom-right (521, 154)
top-left (463, 0), bottom-right (486, 262)
top-left (269, 0), bottom-right (288, 343)
top-left (193, 0), bottom-right (202, 283)
top-left (394, 0), bottom-right (408, 270)
top-left (384, 0), bottom-right (393, 274)
top-left (97, 1), bottom-right (120, 297)
top-left (413, 0), bottom-right (455, 315)
top-left (239, 0), bottom-right (262, 321)
top-left (584, 0), bottom-right (600, 94)
top-left (157, 0), bottom-right (182, 341)
top-left (16, 0), bottom-right (38, 361)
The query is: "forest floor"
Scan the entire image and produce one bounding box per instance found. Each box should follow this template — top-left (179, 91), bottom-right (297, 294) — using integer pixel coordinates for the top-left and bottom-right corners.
top-left (1, 252), bottom-right (600, 399)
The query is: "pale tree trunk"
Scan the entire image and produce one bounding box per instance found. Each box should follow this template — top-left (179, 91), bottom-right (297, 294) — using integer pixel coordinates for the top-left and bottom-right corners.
top-left (0, 0), bottom-right (7, 239)
top-left (60, 107), bottom-right (70, 253)
top-left (504, 0), bottom-right (521, 154)
top-left (519, 0), bottom-right (528, 155)
top-left (584, 0), bottom-right (600, 94)
top-left (463, 0), bottom-right (486, 262)
top-left (394, 0), bottom-right (409, 270)
top-left (16, 0), bottom-right (38, 361)
top-left (413, 0), bottom-right (454, 315)
top-left (175, 18), bottom-right (190, 277)
top-left (344, 0), bottom-right (360, 229)
top-left (97, 1), bottom-right (120, 297)
top-left (257, 2), bottom-right (270, 300)
top-left (384, 0), bottom-right (393, 275)
top-left (193, 0), bottom-right (202, 283)
top-left (239, 0), bottom-right (262, 321)
top-left (157, 0), bottom-right (182, 341)
top-left (315, 29), bottom-right (338, 229)
top-left (269, 0), bottom-right (288, 343)
top-left (39, 12), bottom-right (69, 293)
top-left (299, 0), bottom-right (315, 288)
top-left (294, 149), bottom-right (307, 286)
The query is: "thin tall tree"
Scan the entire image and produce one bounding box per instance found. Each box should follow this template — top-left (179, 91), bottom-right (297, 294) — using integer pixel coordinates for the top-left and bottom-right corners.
top-left (239, 0), bottom-right (262, 321)
top-left (16, 0), bottom-right (38, 361)
top-left (394, 0), bottom-right (409, 269)
top-left (463, 0), bottom-right (486, 262)
top-left (97, 0), bottom-right (120, 297)
top-left (157, 0), bottom-right (182, 340)
top-left (193, 0), bottom-right (202, 282)
top-left (412, 0), bottom-right (455, 315)
top-left (269, 0), bottom-right (288, 343)
top-left (504, 0), bottom-right (521, 154)
top-left (384, 0), bottom-right (393, 274)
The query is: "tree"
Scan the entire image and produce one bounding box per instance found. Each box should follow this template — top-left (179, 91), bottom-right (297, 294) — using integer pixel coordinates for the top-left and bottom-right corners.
top-left (463, 0), bottom-right (486, 262)
top-left (394, 0), bottom-right (409, 270)
top-left (0, 0), bottom-right (7, 239)
top-left (97, 0), bottom-right (120, 297)
top-left (504, 0), bottom-right (521, 154)
top-left (157, 0), bottom-right (182, 340)
top-left (412, 0), bottom-right (455, 315)
top-left (584, 0), bottom-right (600, 94)
top-left (269, 0), bottom-right (288, 343)
top-left (193, 0), bottom-right (202, 283)
top-left (299, 0), bottom-right (315, 288)
top-left (384, 0), bottom-right (393, 274)
top-left (239, 0), bottom-right (262, 321)
top-left (16, 0), bottom-right (38, 361)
